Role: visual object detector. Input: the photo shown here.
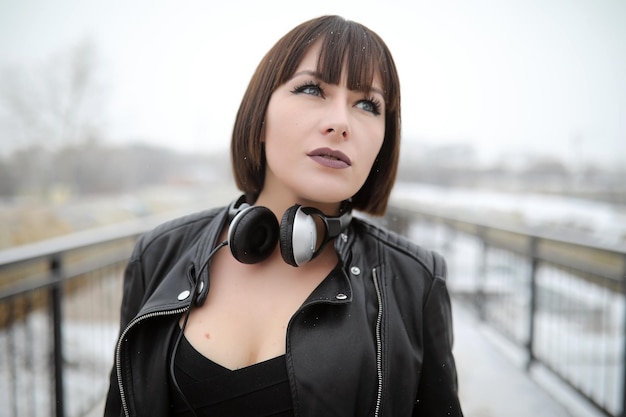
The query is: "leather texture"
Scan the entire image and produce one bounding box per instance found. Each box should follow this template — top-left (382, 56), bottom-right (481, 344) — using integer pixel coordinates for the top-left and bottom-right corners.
top-left (104, 205), bottom-right (463, 417)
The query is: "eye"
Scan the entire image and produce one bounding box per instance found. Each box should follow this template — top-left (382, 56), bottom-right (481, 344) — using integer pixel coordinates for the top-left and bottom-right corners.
top-left (356, 97), bottom-right (382, 115)
top-left (291, 81), bottom-right (324, 97)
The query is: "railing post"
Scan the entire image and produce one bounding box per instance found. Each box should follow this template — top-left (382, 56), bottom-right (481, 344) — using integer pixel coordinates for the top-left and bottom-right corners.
top-left (526, 236), bottom-right (538, 371)
top-left (7, 303), bottom-right (17, 417)
top-left (621, 256), bottom-right (626, 417)
top-left (476, 226), bottom-right (487, 321)
top-left (50, 256), bottom-right (65, 417)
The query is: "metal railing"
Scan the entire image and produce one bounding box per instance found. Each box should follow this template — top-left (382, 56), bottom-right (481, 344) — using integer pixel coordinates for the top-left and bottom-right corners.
top-left (1, 201), bottom-right (625, 417)
top-left (386, 199), bottom-right (626, 417)
top-left (0, 213), bottom-right (178, 417)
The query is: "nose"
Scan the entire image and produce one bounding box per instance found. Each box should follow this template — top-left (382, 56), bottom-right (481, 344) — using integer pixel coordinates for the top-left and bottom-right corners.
top-left (320, 99), bottom-right (350, 140)
top-left (325, 126), bottom-right (348, 139)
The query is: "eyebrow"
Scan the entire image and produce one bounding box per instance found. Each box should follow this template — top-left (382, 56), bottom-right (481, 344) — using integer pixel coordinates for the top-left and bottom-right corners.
top-left (292, 69), bottom-right (385, 97)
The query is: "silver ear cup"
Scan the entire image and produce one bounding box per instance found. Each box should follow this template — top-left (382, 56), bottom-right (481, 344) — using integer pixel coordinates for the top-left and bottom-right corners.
top-left (288, 207), bottom-right (318, 266)
top-left (279, 205), bottom-right (318, 267)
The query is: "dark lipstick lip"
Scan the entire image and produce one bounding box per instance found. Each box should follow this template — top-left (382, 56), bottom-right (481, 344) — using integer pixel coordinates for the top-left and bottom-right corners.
top-left (306, 147), bottom-right (352, 166)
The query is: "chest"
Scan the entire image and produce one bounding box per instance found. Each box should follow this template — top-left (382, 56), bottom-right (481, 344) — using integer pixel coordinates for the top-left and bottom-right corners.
top-left (182, 251), bottom-right (332, 370)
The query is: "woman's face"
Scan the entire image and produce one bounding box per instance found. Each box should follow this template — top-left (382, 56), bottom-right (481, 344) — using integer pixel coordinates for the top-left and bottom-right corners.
top-left (261, 42), bottom-right (386, 212)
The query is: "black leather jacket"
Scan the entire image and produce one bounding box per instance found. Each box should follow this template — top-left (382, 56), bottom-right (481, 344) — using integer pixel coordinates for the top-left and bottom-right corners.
top-left (104, 204), bottom-right (463, 417)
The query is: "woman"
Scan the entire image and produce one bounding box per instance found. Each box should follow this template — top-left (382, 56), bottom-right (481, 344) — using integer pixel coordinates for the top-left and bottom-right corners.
top-left (105, 15), bottom-right (463, 417)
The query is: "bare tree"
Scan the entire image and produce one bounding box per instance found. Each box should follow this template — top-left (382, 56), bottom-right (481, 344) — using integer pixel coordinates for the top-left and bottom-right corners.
top-left (0, 38), bottom-right (107, 154)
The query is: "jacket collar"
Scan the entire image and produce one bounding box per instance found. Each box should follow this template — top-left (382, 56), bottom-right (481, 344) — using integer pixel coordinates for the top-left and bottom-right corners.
top-left (137, 205), bottom-right (356, 318)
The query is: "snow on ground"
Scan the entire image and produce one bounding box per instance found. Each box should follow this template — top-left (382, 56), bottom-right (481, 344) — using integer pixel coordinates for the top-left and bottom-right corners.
top-left (392, 182), bottom-right (626, 247)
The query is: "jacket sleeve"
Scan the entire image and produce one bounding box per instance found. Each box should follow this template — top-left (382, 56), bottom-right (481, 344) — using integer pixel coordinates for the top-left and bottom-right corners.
top-left (104, 237), bottom-right (148, 417)
top-left (414, 252), bottom-right (464, 416)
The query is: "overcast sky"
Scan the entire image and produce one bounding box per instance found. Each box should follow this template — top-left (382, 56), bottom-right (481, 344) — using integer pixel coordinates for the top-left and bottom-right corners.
top-left (1, 0), bottom-right (625, 168)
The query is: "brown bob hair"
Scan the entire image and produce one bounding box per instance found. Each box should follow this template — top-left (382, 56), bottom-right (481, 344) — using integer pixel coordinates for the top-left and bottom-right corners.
top-left (231, 15), bottom-right (401, 216)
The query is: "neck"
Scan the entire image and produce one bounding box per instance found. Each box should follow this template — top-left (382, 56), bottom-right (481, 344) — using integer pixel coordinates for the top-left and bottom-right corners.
top-left (254, 192), bottom-right (342, 218)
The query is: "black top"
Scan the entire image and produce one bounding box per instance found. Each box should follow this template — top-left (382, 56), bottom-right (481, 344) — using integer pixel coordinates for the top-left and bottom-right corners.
top-left (170, 335), bottom-right (294, 416)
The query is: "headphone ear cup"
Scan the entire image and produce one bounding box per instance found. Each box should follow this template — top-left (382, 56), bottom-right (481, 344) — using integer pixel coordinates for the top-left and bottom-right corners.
top-left (279, 206), bottom-right (298, 267)
top-left (280, 205), bottom-right (317, 267)
top-left (228, 206), bottom-right (279, 264)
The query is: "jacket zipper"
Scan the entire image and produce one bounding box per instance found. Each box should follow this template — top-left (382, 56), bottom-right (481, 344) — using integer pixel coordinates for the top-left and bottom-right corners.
top-left (116, 306), bottom-right (189, 417)
top-left (372, 267), bottom-right (383, 417)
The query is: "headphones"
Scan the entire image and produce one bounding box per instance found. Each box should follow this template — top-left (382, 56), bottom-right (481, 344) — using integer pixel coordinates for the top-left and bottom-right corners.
top-left (192, 195), bottom-right (352, 307)
top-left (227, 195), bottom-right (352, 267)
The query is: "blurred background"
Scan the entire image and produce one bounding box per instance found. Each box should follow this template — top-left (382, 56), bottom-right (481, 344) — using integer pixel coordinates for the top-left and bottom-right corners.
top-left (0, 0), bottom-right (624, 416)
top-left (1, 0), bottom-right (625, 245)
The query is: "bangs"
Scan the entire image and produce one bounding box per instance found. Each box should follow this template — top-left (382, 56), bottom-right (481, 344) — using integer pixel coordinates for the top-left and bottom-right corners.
top-left (315, 19), bottom-right (397, 111)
